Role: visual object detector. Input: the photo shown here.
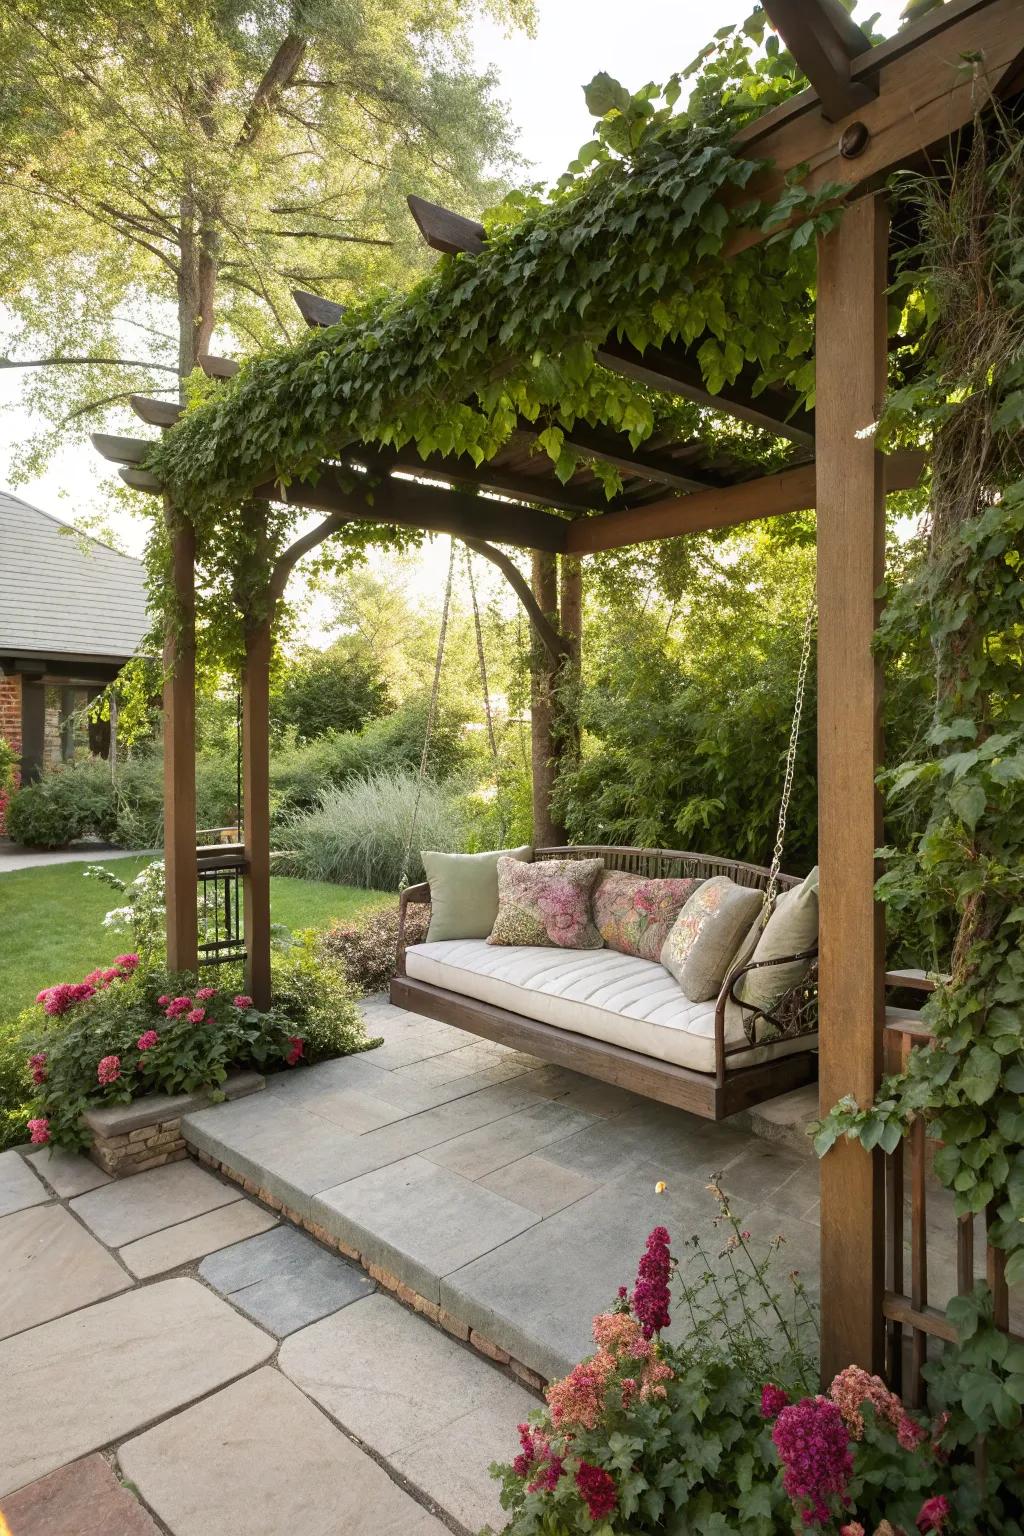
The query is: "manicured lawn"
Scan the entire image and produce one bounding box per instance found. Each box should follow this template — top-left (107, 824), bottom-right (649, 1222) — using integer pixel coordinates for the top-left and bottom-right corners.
top-left (0, 857), bottom-right (389, 1016)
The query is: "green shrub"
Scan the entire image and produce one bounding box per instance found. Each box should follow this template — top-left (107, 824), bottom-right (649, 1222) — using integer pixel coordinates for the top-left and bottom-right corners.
top-left (0, 1016), bottom-right (31, 1152)
top-left (274, 644), bottom-right (390, 743)
top-left (277, 768), bottom-right (466, 890)
top-left (6, 760), bottom-right (117, 848)
top-left (320, 902), bottom-right (430, 996)
top-left (263, 929), bottom-right (376, 1060)
top-left (111, 750), bottom-right (240, 848)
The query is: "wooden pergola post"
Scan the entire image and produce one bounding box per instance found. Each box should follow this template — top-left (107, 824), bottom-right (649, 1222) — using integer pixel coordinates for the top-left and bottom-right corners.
top-left (242, 611), bottom-right (273, 1010)
top-left (815, 191), bottom-right (888, 1379)
top-left (162, 501), bottom-right (199, 973)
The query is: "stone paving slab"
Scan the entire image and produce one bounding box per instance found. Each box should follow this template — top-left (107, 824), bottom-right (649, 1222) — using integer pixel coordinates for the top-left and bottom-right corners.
top-left (71, 1159), bottom-right (239, 1246)
top-left (479, 1151), bottom-right (600, 1216)
top-left (119, 1197), bottom-right (278, 1279)
top-left (199, 1224), bottom-right (375, 1336)
top-left (81, 1070), bottom-right (263, 1137)
top-left (0, 1453), bottom-right (161, 1536)
top-left (0, 1277), bottom-right (274, 1496)
top-left (0, 1149), bottom-right (49, 1217)
top-left (118, 1366), bottom-right (447, 1536)
top-left (314, 1154), bottom-right (538, 1302)
top-left (0, 1203), bottom-right (131, 1340)
top-left (27, 1147), bottom-right (111, 1198)
top-left (280, 1293), bottom-right (532, 1533)
top-left (423, 1098), bottom-right (596, 1181)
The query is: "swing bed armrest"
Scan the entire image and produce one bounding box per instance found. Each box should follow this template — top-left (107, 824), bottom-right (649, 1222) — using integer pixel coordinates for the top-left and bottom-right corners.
top-left (712, 947), bottom-right (820, 1084)
top-left (396, 882), bottom-right (431, 975)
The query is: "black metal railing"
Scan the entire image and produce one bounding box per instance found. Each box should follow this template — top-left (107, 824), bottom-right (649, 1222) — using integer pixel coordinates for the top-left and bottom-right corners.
top-left (196, 838), bottom-right (247, 966)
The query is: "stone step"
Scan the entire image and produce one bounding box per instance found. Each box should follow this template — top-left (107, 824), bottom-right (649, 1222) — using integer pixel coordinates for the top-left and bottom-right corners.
top-left (732, 1084), bottom-right (819, 1158)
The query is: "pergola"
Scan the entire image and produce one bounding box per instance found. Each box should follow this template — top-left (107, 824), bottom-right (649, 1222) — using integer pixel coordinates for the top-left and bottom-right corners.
top-left (91, 0), bottom-right (1024, 1383)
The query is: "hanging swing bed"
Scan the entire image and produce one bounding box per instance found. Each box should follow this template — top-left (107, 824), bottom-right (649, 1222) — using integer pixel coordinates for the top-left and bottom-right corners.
top-left (390, 543), bottom-right (821, 1122)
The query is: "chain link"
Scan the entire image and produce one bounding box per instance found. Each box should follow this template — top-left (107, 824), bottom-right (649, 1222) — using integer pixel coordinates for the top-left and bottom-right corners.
top-left (762, 594), bottom-right (817, 921)
top-left (399, 538), bottom-right (456, 892)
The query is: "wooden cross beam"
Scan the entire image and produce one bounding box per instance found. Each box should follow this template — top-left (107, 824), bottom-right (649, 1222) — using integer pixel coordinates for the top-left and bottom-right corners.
top-left (403, 196), bottom-right (815, 445)
top-left (762, 0), bottom-right (876, 122)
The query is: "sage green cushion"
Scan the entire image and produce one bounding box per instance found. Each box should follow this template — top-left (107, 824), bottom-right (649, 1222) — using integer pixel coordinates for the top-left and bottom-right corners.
top-left (735, 866), bottom-right (819, 1011)
top-left (660, 876), bottom-right (765, 1003)
top-left (423, 846), bottom-right (532, 941)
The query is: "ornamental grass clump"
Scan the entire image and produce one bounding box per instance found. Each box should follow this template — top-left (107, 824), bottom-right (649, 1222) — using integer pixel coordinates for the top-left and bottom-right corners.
top-left (490, 1183), bottom-right (1007, 1536)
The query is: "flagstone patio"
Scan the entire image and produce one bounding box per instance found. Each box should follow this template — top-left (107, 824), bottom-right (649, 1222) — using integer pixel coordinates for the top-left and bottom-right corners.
top-left (0, 997), bottom-right (973, 1535)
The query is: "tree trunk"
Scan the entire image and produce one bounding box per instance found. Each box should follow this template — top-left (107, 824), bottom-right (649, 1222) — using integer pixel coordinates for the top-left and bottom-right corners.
top-left (558, 554), bottom-right (583, 775)
top-left (177, 197), bottom-right (217, 382)
top-left (530, 551), bottom-right (564, 846)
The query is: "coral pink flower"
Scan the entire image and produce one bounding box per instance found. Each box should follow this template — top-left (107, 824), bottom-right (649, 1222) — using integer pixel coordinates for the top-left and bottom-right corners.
top-left (840, 1525), bottom-right (865, 1536)
top-left (761, 1383), bottom-right (790, 1420)
top-left (232, 994), bottom-right (253, 1009)
top-left (136, 1030), bottom-right (159, 1051)
top-left (97, 1055), bottom-right (121, 1086)
top-left (195, 986), bottom-right (216, 1000)
top-left (575, 1462), bottom-right (617, 1521)
top-left (916, 1496), bottom-right (950, 1533)
top-left (27, 1117), bottom-right (51, 1145)
top-left (830, 1366), bottom-right (905, 1440)
top-left (186, 1007), bottom-right (206, 1024)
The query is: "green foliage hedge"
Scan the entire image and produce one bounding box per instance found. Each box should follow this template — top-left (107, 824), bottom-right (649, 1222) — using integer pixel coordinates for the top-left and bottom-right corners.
top-left (6, 760), bottom-right (118, 848)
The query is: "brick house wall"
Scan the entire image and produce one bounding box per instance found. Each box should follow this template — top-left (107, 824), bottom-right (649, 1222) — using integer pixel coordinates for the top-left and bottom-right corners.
top-left (0, 672), bottom-right (22, 834)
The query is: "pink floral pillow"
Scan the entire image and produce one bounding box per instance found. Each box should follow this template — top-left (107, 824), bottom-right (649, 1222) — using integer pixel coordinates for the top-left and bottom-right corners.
top-left (593, 871), bottom-right (703, 962)
top-left (488, 856), bottom-right (604, 950)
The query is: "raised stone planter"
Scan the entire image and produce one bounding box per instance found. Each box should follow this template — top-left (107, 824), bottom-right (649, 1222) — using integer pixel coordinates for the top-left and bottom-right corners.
top-left (83, 1072), bottom-right (264, 1179)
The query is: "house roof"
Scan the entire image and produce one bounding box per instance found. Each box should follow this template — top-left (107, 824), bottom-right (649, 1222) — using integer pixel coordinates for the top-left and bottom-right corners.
top-left (0, 490), bottom-right (148, 664)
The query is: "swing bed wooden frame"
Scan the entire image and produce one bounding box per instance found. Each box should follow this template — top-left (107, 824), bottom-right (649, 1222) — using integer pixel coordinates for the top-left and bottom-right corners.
top-left (91, 0), bottom-right (1024, 1379)
top-left (391, 847), bottom-right (818, 1121)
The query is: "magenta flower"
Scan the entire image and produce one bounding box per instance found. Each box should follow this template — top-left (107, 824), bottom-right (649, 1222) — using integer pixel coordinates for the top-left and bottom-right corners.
top-left (97, 1054), bottom-right (121, 1086)
top-left (232, 994), bottom-right (253, 1009)
top-left (186, 1007), bottom-right (206, 1024)
top-left (157, 994), bottom-right (170, 1006)
top-left (575, 1462), bottom-right (617, 1521)
top-left (761, 1383), bottom-right (790, 1420)
top-left (917, 1496), bottom-right (950, 1533)
top-left (35, 988), bottom-right (50, 1004)
top-left (195, 986), bottom-right (216, 1001)
top-left (136, 1030), bottom-right (159, 1051)
top-left (164, 996), bottom-right (192, 1018)
top-left (27, 1117), bottom-right (51, 1145)
top-left (42, 983), bottom-right (78, 1016)
top-left (114, 953), bottom-right (139, 972)
top-left (632, 1225), bottom-right (672, 1338)
top-left (286, 1036), bottom-right (304, 1066)
top-left (772, 1397), bottom-right (853, 1527)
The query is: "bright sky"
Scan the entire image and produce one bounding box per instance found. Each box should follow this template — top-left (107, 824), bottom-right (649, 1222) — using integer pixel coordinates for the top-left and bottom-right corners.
top-left (0, 0), bottom-right (906, 598)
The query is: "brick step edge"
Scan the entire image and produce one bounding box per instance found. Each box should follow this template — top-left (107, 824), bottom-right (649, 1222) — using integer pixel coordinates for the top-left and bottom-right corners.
top-left (192, 1145), bottom-right (547, 1396)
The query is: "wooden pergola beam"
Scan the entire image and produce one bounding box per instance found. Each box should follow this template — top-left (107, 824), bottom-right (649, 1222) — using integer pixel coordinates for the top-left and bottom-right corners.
top-left (515, 417), bottom-right (716, 493)
top-left (291, 289), bottom-right (346, 328)
top-left (130, 395), bottom-right (183, 428)
top-left (727, 0), bottom-right (1024, 256)
top-left (763, 0), bottom-right (876, 122)
top-left (198, 353), bottom-right (239, 379)
top-left (359, 447), bottom-right (607, 515)
top-left (565, 449), bottom-right (924, 553)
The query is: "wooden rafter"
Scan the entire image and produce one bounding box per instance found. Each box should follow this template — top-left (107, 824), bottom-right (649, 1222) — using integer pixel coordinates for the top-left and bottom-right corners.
top-left (403, 197), bottom-right (816, 445)
top-left (763, 0), bottom-right (876, 122)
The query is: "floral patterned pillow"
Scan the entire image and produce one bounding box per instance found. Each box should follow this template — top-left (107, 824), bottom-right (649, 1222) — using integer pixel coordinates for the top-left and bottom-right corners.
top-left (488, 856), bottom-right (605, 950)
top-left (593, 871), bottom-right (703, 962)
top-left (660, 876), bottom-right (765, 1002)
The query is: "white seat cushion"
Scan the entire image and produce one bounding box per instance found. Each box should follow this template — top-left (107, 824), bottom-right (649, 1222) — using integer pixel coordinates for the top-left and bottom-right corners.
top-left (404, 940), bottom-right (817, 1076)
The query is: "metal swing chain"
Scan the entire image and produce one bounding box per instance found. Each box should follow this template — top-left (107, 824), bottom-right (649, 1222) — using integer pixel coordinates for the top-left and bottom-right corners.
top-left (465, 548), bottom-right (498, 762)
top-left (762, 593), bottom-right (817, 921)
top-left (399, 539), bottom-right (456, 892)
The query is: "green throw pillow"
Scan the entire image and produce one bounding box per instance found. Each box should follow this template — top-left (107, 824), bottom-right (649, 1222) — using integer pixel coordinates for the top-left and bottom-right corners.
top-left (660, 876), bottom-right (765, 1003)
top-left (735, 866), bottom-right (819, 1012)
top-left (422, 846), bottom-right (532, 942)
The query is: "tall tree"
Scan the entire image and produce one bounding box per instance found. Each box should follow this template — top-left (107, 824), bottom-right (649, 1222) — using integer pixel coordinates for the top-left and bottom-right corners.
top-left (0, 0), bottom-right (532, 473)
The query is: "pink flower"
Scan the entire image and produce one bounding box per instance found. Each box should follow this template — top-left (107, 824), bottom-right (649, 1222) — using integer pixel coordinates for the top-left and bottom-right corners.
top-left (575, 1462), bottom-right (617, 1521)
top-left (157, 995), bottom-right (170, 1006)
top-left (102, 967), bottom-right (122, 983)
top-left (632, 1225), bottom-right (672, 1338)
top-left (772, 1397), bottom-right (853, 1527)
top-left (286, 1036), bottom-right (304, 1066)
top-left (164, 996), bottom-right (192, 1018)
top-left (898, 1413), bottom-right (927, 1451)
top-left (114, 953), bottom-right (139, 971)
top-left (27, 1117), bottom-right (51, 1145)
top-left (69, 982), bottom-right (95, 1004)
top-left (840, 1525), bottom-right (865, 1536)
top-left (28, 1050), bottom-right (48, 1084)
top-left (917, 1496), bottom-right (950, 1533)
top-left (761, 1383), bottom-right (790, 1420)
top-left (97, 1054), bottom-right (121, 1086)
top-left (186, 1007), bottom-right (206, 1024)
top-left (35, 988), bottom-right (50, 1004)
top-left (195, 986), bottom-right (216, 1000)
top-left (42, 983), bottom-right (79, 1016)
top-left (232, 994), bottom-right (253, 1009)
top-left (136, 1030), bottom-right (159, 1051)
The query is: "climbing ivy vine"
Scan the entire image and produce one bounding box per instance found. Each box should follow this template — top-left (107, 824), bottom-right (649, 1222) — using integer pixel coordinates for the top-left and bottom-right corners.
top-left (815, 114), bottom-right (1024, 1282)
